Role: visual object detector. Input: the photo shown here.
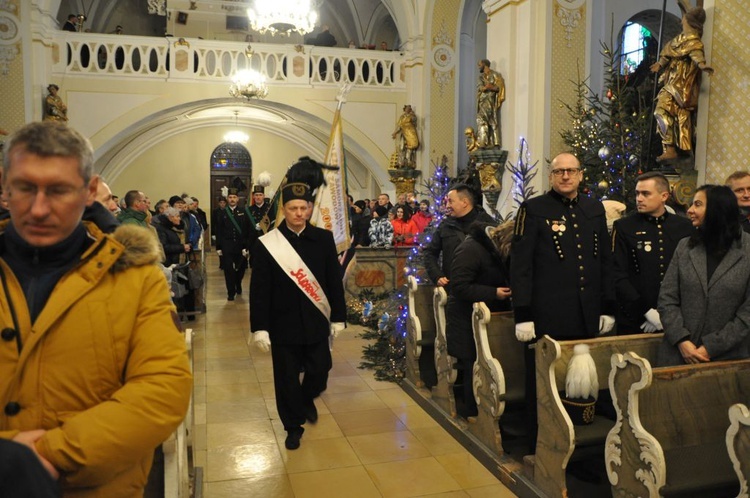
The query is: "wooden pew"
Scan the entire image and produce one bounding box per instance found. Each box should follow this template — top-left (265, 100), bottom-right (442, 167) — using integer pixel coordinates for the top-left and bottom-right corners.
top-left (534, 334), bottom-right (662, 498)
top-left (606, 353), bottom-right (750, 498)
top-left (470, 302), bottom-right (525, 456)
top-left (405, 276), bottom-right (437, 388)
top-left (431, 286), bottom-right (457, 417)
top-left (727, 403), bottom-right (750, 498)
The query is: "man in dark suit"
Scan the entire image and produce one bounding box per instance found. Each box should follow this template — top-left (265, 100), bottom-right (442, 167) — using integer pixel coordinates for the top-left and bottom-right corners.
top-left (246, 185), bottom-right (272, 237)
top-left (612, 172), bottom-right (693, 334)
top-left (511, 152), bottom-right (616, 451)
top-left (214, 188), bottom-right (252, 300)
top-left (250, 181), bottom-right (346, 450)
top-left (726, 170), bottom-right (750, 233)
top-left (62, 14), bottom-right (78, 32)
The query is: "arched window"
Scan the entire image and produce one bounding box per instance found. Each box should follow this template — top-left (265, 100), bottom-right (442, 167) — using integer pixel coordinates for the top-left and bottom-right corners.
top-left (210, 142), bottom-right (252, 171)
top-left (619, 22), bottom-right (652, 75)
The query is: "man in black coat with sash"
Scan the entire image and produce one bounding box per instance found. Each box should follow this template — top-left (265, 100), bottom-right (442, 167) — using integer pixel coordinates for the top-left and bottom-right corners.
top-left (511, 152), bottom-right (616, 451)
top-left (250, 181), bottom-right (346, 450)
top-left (214, 188), bottom-right (252, 300)
top-left (612, 172), bottom-right (693, 334)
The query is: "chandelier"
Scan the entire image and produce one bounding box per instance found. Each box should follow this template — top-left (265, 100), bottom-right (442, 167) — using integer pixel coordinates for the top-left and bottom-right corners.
top-left (223, 111), bottom-right (249, 143)
top-left (229, 69), bottom-right (268, 100)
top-left (246, 0), bottom-right (318, 36)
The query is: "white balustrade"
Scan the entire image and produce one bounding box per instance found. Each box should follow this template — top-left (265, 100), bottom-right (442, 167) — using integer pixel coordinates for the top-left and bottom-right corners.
top-left (52, 33), bottom-right (405, 89)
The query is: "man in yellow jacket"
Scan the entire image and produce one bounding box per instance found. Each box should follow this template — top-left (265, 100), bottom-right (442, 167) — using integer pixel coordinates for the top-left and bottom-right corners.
top-left (0, 121), bottom-right (192, 496)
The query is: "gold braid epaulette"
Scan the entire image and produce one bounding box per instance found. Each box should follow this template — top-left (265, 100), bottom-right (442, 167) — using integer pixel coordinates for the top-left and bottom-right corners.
top-left (514, 205), bottom-right (527, 237)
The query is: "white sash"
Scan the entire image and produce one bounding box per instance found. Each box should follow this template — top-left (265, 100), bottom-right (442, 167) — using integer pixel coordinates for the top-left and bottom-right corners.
top-left (259, 229), bottom-right (331, 321)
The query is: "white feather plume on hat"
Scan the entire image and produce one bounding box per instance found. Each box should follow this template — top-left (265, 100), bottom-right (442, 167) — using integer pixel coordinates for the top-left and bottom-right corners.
top-left (565, 344), bottom-right (599, 399)
top-left (258, 171), bottom-right (272, 187)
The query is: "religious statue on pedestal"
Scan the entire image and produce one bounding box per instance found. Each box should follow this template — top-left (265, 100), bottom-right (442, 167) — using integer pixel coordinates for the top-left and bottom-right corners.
top-left (44, 84), bottom-right (68, 122)
top-left (392, 104), bottom-right (420, 168)
top-left (476, 59), bottom-right (505, 149)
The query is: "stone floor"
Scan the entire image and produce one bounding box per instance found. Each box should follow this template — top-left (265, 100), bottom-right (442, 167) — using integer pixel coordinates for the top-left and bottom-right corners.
top-left (189, 253), bottom-right (517, 497)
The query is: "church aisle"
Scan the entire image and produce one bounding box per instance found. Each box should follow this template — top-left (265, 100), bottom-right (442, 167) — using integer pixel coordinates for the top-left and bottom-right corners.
top-left (189, 253), bottom-right (517, 497)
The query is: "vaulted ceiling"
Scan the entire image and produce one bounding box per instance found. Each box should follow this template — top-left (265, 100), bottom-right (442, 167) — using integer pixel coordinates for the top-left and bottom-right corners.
top-left (58, 0), bottom-right (403, 47)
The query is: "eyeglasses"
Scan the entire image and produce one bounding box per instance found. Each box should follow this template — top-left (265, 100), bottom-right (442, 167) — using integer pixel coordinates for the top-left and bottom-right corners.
top-left (8, 182), bottom-right (87, 204)
top-left (551, 168), bottom-right (581, 177)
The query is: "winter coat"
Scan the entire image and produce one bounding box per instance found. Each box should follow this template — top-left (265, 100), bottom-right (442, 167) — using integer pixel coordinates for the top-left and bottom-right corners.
top-left (369, 217), bottom-right (394, 248)
top-left (391, 218), bottom-right (417, 246)
top-left (446, 222), bottom-right (512, 359)
top-left (657, 233), bottom-right (750, 366)
top-left (116, 208), bottom-right (148, 227)
top-left (423, 208), bottom-right (495, 286)
top-left (350, 212), bottom-right (371, 247)
top-left (0, 221), bottom-right (192, 497)
top-left (155, 214), bottom-right (187, 266)
top-left (411, 211), bottom-right (433, 235)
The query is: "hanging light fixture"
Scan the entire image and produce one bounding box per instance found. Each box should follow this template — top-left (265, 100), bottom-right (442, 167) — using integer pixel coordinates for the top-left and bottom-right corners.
top-left (246, 0), bottom-right (318, 36)
top-left (229, 68), bottom-right (268, 100)
top-left (224, 110), bottom-right (249, 143)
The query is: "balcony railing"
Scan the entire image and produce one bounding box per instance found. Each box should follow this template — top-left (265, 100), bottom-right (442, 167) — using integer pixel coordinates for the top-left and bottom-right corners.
top-left (52, 33), bottom-right (405, 90)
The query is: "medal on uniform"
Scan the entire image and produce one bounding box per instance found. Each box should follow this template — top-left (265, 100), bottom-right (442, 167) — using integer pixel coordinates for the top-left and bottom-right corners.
top-left (558, 224), bottom-right (566, 233)
top-left (644, 241), bottom-right (652, 252)
top-left (552, 223), bottom-right (559, 232)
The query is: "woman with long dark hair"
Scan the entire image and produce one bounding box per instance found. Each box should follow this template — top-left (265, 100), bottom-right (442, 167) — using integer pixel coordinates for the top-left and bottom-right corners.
top-left (658, 185), bottom-right (750, 366)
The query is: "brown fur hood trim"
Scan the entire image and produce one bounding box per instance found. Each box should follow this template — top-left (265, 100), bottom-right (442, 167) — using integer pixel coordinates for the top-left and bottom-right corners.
top-left (469, 219), bottom-right (514, 262)
top-left (110, 224), bottom-right (163, 272)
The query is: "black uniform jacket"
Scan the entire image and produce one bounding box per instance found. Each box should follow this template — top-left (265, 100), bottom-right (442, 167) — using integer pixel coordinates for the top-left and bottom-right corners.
top-left (423, 208), bottom-right (495, 287)
top-left (446, 222), bottom-right (511, 359)
top-left (511, 190), bottom-right (616, 338)
top-left (250, 222), bottom-right (347, 345)
top-left (214, 206), bottom-right (253, 254)
top-left (612, 212), bottom-right (694, 330)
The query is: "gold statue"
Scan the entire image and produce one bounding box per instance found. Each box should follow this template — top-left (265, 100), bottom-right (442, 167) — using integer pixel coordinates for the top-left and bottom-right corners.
top-left (392, 104), bottom-right (420, 168)
top-left (464, 127), bottom-right (478, 153)
top-left (476, 59), bottom-right (505, 149)
top-left (44, 84), bottom-right (68, 122)
top-left (650, 0), bottom-right (713, 163)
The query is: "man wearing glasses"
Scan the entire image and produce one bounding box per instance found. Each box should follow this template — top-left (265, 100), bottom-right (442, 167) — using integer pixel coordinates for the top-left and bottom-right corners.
top-left (510, 152), bottom-right (616, 450)
top-left (0, 121), bottom-right (192, 495)
top-left (117, 189), bottom-right (150, 227)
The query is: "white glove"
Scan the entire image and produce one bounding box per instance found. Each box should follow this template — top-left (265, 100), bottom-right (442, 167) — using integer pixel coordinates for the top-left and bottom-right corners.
top-left (640, 308), bottom-right (663, 333)
top-left (599, 315), bottom-right (616, 334)
top-left (253, 331), bottom-right (271, 353)
top-left (330, 322), bottom-right (345, 339)
top-left (241, 249), bottom-right (249, 257)
top-left (216, 250), bottom-right (223, 256)
top-left (515, 321), bottom-right (536, 342)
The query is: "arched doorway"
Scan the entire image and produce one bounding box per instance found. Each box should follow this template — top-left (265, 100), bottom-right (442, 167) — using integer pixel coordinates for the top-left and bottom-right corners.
top-left (209, 141), bottom-right (252, 215)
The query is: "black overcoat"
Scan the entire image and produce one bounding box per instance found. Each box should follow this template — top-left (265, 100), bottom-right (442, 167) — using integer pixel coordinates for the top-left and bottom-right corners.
top-left (612, 212), bottom-right (693, 331)
top-left (446, 222), bottom-right (511, 359)
top-left (214, 206), bottom-right (252, 254)
top-left (511, 190), bottom-right (616, 338)
top-left (250, 222), bottom-right (346, 345)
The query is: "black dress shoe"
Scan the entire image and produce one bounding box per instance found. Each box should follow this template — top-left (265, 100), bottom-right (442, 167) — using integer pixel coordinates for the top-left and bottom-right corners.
top-left (227, 295), bottom-right (235, 301)
top-left (304, 401), bottom-right (318, 424)
top-left (285, 427), bottom-right (304, 450)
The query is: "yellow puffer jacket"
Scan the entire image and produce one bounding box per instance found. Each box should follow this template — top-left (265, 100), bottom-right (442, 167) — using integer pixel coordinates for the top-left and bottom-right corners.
top-left (0, 221), bottom-right (192, 497)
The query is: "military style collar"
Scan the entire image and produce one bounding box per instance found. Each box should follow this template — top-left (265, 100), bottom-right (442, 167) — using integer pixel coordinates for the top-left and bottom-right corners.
top-left (641, 212), bottom-right (668, 224)
top-left (548, 189), bottom-right (579, 207)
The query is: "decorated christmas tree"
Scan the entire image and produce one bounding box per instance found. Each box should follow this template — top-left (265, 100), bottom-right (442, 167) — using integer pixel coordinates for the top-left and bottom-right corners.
top-left (560, 40), bottom-right (652, 204)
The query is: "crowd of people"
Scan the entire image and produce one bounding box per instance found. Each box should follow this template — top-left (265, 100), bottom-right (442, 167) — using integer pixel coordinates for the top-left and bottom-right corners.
top-left (349, 192), bottom-right (433, 249)
top-left (421, 152), bottom-right (750, 458)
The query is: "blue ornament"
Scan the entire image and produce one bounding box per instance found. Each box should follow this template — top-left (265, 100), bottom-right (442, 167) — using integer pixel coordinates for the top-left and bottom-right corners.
top-left (362, 301), bottom-right (373, 318)
top-left (378, 312), bottom-right (390, 331)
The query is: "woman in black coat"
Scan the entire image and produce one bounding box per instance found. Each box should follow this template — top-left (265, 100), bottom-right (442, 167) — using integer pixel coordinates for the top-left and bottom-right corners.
top-left (446, 220), bottom-right (513, 417)
top-left (155, 208), bottom-right (189, 266)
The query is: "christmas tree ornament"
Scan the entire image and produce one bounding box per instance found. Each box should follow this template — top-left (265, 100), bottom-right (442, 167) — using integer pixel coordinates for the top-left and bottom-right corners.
top-left (629, 154), bottom-right (639, 166)
top-left (606, 88), bottom-right (613, 100)
top-left (598, 146), bottom-right (612, 161)
top-left (598, 179), bottom-right (609, 192)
